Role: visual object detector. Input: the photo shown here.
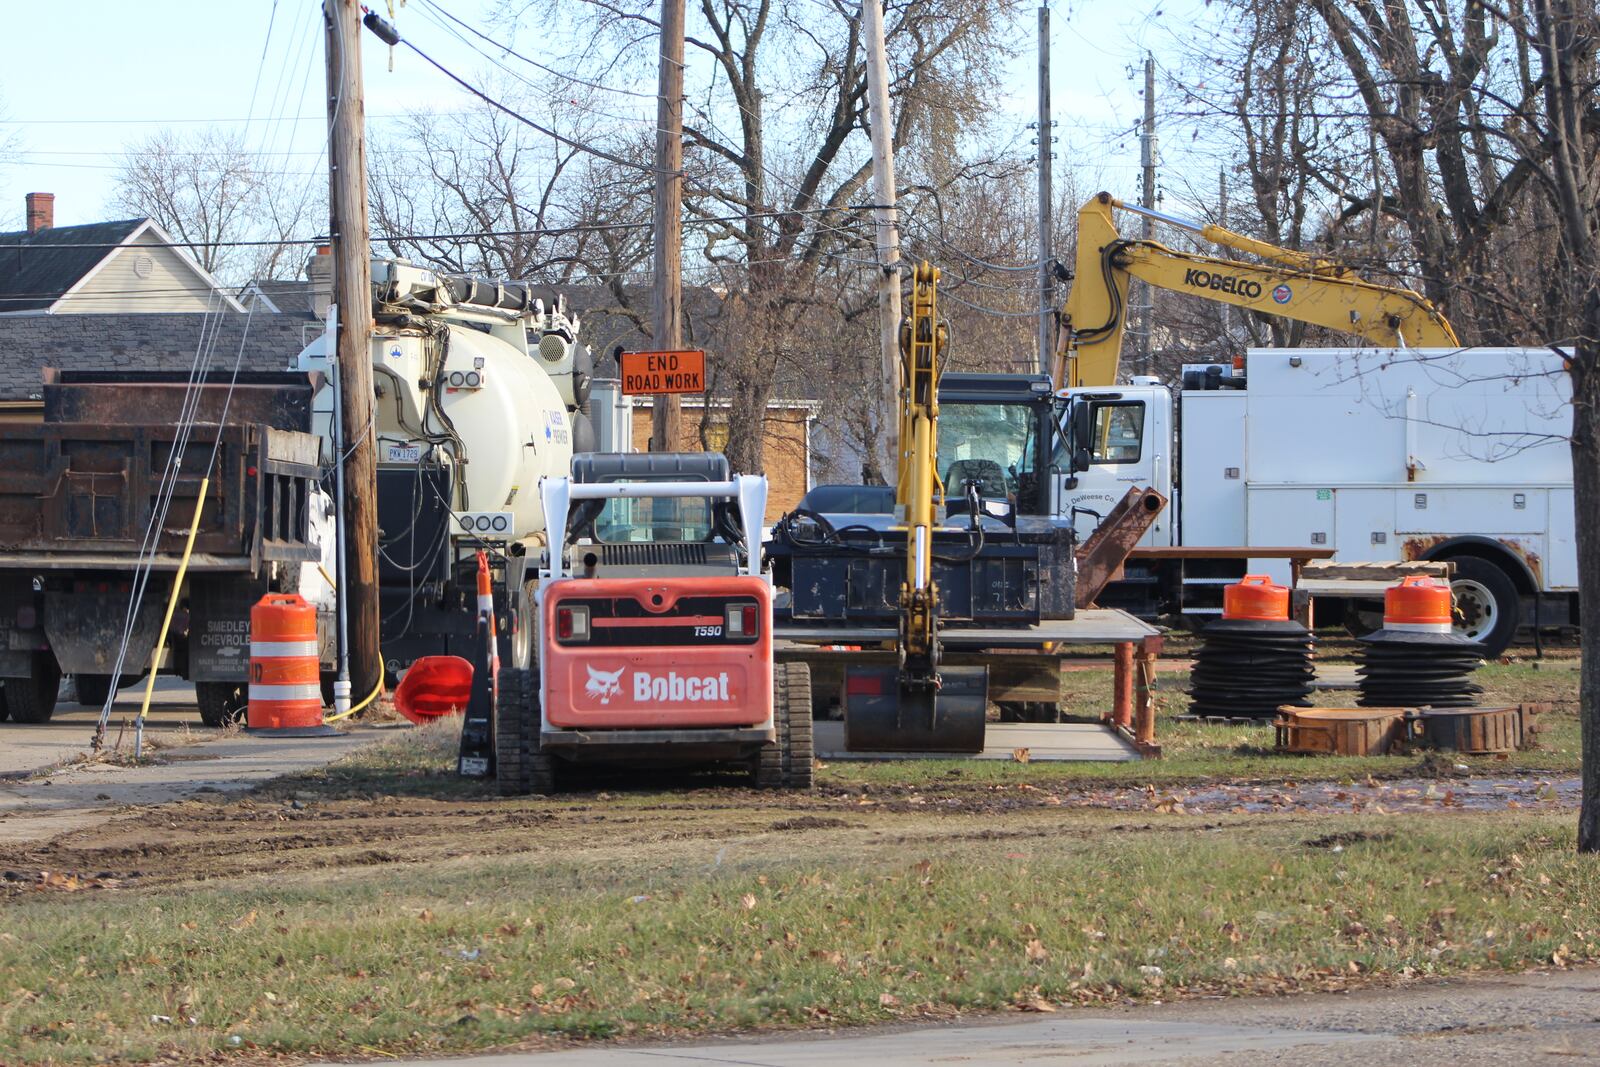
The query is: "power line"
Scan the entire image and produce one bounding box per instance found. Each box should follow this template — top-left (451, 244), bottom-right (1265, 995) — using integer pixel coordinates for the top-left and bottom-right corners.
top-left (0, 204), bottom-right (886, 251)
top-left (418, 0), bottom-right (658, 100)
top-left (395, 33), bottom-right (661, 175)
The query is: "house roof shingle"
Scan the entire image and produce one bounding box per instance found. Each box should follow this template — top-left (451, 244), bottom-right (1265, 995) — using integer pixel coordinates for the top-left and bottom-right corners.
top-left (0, 218), bottom-right (145, 313)
top-left (0, 312), bottom-right (318, 401)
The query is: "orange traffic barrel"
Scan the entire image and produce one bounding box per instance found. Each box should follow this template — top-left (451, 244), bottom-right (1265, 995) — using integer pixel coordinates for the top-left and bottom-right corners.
top-left (1383, 576), bottom-right (1453, 633)
top-left (1223, 574), bottom-right (1289, 621)
top-left (247, 594), bottom-right (335, 736)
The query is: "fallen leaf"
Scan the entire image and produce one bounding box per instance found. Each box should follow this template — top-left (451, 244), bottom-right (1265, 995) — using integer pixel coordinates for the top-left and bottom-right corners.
top-left (229, 910), bottom-right (258, 931)
top-left (1025, 939), bottom-right (1049, 962)
top-left (1017, 996), bottom-right (1056, 1012)
top-left (879, 992), bottom-right (900, 1007)
top-left (418, 909), bottom-right (435, 923)
top-left (740, 893), bottom-right (758, 911)
top-left (1011, 748), bottom-right (1031, 764)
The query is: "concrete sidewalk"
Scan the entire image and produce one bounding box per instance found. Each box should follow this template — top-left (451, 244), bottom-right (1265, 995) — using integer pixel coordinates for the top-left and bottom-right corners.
top-left (340, 967), bottom-right (1600, 1066)
top-left (0, 680), bottom-right (389, 843)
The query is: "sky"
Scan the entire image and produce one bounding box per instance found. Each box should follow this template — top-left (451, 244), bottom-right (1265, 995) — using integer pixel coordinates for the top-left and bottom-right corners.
top-left (0, 0), bottom-right (1219, 235)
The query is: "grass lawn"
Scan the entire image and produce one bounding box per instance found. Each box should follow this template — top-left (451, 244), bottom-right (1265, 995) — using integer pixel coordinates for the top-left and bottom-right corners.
top-left (0, 645), bottom-right (1587, 1065)
top-left (833, 657), bottom-right (1584, 787)
top-left (4, 802), bottom-right (1597, 1065)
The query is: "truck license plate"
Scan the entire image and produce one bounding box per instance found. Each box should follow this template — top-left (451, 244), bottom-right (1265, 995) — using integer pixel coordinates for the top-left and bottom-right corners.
top-left (386, 444), bottom-right (422, 464)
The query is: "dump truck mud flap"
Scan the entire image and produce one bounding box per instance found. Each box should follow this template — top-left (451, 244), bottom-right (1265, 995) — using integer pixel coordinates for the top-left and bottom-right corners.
top-left (843, 664), bottom-right (988, 753)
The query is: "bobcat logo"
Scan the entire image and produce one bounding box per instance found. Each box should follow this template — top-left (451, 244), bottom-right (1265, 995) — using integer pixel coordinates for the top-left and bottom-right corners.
top-left (584, 665), bottom-right (625, 704)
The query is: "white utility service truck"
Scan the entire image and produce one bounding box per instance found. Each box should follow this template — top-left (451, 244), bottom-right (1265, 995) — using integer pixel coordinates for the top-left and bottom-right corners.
top-left (1059, 346), bottom-right (1573, 655)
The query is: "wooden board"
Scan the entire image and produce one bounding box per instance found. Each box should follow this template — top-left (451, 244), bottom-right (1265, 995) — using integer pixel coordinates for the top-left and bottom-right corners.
top-left (814, 721), bottom-right (1142, 762)
top-left (1415, 706), bottom-right (1524, 754)
top-left (1128, 546), bottom-right (1336, 560)
top-left (775, 608), bottom-right (1159, 650)
top-left (1275, 707), bottom-right (1411, 756)
top-left (1300, 560), bottom-right (1452, 581)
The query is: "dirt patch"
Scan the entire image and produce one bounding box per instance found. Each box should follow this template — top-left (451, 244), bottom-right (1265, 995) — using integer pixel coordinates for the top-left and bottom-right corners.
top-left (769, 815), bottom-right (855, 831)
top-left (1303, 829), bottom-right (1396, 849)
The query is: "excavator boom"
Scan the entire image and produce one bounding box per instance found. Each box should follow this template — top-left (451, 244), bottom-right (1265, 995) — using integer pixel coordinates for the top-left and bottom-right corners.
top-left (1055, 192), bottom-right (1461, 388)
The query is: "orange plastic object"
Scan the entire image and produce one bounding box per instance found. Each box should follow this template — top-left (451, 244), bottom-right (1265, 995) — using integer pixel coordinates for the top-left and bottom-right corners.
top-left (1384, 575), bottom-right (1452, 631)
top-left (393, 655), bottom-right (475, 724)
top-left (248, 594), bottom-right (323, 729)
top-left (1223, 574), bottom-right (1289, 621)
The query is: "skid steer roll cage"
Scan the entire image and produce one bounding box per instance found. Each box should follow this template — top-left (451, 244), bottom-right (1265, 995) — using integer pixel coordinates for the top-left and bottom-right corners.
top-left (538, 475), bottom-right (770, 579)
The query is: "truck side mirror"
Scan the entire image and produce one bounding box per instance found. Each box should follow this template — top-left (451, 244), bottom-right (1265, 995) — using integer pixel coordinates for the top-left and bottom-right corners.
top-left (1073, 447), bottom-right (1091, 474)
top-left (1071, 403), bottom-right (1092, 456)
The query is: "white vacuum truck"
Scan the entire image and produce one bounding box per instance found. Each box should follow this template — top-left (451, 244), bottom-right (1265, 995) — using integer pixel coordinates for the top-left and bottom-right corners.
top-left (297, 258), bottom-right (593, 675)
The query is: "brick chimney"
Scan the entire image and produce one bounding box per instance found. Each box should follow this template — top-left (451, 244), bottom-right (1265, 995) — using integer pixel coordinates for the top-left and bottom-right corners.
top-left (25, 192), bottom-right (54, 234)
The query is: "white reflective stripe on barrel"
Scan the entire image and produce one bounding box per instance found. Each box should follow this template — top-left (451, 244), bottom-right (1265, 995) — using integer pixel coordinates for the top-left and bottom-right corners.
top-left (248, 683), bottom-right (322, 701)
top-left (250, 640), bottom-right (320, 658)
top-left (1382, 620), bottom-right (1453, 634)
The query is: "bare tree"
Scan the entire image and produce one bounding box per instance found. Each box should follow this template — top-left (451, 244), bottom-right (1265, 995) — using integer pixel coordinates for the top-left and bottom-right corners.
top-left (368, 92), bottom-right (650, 284)
top-left (111, 128), bottom-right (307, 285)
top-left (526, 0), bottom-right (1020, 475)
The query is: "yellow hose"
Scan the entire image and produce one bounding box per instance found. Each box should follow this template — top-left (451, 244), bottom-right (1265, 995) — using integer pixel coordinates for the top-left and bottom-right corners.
top-left (323, 660), bottom-right (385, 724)
top-left (137, 475), bottom-right (209, 725)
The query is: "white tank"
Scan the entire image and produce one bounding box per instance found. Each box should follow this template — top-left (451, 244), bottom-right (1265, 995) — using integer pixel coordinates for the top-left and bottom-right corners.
top-left (298, 323), bottom-right (574, 544)
top-left (431, 324), bottom-right (572, 539)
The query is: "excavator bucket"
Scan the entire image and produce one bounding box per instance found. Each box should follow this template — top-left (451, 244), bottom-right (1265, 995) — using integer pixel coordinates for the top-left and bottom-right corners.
top-left (843, 665), bottom-right (988, 753)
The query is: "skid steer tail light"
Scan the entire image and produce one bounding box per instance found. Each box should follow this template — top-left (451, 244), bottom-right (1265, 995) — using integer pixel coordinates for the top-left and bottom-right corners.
top-left (556, 605), bottom-right (589, 642)
top-left (725, 602), bottom-right (759, 638)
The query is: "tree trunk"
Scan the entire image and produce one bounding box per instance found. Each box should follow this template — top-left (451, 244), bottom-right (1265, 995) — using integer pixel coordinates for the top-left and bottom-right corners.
top-left (1572, 348), bottom-right (1600, 852)
top-left (723, 370), bottom-right (773, 476)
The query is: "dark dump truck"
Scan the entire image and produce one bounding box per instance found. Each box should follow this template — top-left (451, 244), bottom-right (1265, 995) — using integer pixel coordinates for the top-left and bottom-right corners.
top-left (0, 370), bottom-right (332, 726)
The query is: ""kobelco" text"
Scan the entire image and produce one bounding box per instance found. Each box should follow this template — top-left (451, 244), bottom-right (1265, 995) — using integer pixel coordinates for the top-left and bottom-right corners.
top-left (1183, 268), bottom-right (1263, 299)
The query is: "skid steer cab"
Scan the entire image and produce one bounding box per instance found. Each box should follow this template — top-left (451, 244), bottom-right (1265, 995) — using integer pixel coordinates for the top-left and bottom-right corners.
top-left (494, 453), bottom-right (813, 795)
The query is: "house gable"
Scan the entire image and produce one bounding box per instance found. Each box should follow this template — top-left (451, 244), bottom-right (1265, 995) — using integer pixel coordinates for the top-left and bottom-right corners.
top-left (54, 222), bottom-right (244, 314)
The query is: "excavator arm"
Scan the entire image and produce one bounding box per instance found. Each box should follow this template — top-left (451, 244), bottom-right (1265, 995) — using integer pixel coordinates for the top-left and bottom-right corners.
top-left (895, 262), bottom-right (947, 682)
top-left (1054, 192), bottom-right (1461, 388)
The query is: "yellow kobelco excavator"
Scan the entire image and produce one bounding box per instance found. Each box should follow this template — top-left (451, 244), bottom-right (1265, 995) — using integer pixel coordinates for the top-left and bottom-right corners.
top-left (1054, 191), bottom-right (1460, 388)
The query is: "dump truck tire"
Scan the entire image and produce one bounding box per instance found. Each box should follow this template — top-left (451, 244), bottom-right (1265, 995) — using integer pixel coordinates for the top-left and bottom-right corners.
top-left (196, 682), bottom-right (247, 727)
top-left (756, 662), bottom-right (814, 790)
top-left (8, 654), bottom-right (61, 724)
top-left (496, 667), bottom-right (555, 796)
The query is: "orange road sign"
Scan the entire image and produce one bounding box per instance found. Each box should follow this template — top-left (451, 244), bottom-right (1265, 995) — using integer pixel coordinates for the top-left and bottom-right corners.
top-left (619, 349), bottom-right (706, 394)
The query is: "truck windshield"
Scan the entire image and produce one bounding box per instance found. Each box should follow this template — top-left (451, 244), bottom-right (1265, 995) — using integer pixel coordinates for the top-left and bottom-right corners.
top-left (937, 402), bottom-right (1034, 496)
top-left (593, 481), bottom-right (714, 543)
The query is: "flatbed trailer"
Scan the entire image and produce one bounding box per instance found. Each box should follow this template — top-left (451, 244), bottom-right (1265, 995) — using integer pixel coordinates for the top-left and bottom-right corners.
top-left (775, 606), bottom-right (1163, 759)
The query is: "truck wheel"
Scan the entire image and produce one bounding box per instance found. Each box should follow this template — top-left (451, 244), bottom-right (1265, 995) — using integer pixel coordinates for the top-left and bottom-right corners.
top-left (496, 667), bottom-right (555, 796)
top-left (74, 674), bottom-right (136, 708)
top-left (8, 654), bottom-right (62, 724)
top-left (1447, 556), bottom-right (1520, 658)
top-left (196, 682), bottom-right (248, 727)
top-left (511, 582), bottom-right (537, 670)
top-left (756, 663), bottom-right (815, 790)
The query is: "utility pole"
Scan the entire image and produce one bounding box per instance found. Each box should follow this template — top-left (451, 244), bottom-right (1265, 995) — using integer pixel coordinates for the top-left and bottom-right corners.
top-left (1136, 53), bottom-right (1158, 375)
top-left (324, 0), bottom-right (381, 700)
top-left (1217, 165), bottom-right (1230, 342)
top-left (862, 0), bottom-right (901, 483)
top-left (1035, 4), bottom-right (1054, 376)
top-left (650, 0), bottom-right (685, 453)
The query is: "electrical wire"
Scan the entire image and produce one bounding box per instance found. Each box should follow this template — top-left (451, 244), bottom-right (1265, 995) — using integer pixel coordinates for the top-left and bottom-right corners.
top-left (396, 35), bottom-right (662, 175)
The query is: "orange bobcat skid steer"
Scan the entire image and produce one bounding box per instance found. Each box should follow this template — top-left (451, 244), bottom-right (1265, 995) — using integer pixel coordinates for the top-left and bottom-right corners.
top-left (494, 453), bottom-right (813, 795)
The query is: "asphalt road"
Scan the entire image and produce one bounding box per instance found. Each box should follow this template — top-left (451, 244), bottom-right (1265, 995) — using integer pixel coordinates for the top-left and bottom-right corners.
top-left (353, 968), bottom-right (1600, 1066)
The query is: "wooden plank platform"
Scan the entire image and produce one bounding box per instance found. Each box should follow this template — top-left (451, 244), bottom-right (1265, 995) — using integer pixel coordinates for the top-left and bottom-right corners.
top-left (776, 608), bottom-right (1158, 650)
top-left (814, 721), bottom-right (1142, 762)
